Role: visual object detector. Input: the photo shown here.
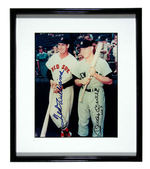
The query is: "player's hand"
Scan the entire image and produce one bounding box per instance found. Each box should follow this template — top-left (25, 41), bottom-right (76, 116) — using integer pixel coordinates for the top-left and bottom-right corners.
top-left (89, 67), bottom-right (96, 77)
top-left (53, 85), bottom-right (63, 93)
top-left (81, 77), bottom-right (91, 85)
top-left (50, 80), bottom-right (57, 89)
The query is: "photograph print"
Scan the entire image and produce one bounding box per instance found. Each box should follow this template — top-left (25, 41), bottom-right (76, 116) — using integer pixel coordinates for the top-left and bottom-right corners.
top-left (35, 33), bottom-right (117, 138)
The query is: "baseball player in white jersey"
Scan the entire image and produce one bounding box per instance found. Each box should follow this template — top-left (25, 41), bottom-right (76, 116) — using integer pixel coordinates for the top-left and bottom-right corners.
top-left (45, 36), bottom-right (77, 137)
top-left (74, 39), bottom-right (113, 137)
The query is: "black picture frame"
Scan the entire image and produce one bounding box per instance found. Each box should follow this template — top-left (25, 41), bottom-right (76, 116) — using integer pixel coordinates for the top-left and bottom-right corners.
top-left (10, 8), bottom-right (142, 162)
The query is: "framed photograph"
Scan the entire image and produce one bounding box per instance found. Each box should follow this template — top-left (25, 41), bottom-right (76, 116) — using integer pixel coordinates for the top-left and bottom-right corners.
top-left (10, 8), bottom-right (142, 162)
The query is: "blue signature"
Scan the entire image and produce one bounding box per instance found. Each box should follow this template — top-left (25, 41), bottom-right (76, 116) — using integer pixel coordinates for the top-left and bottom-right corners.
top-left (53, 70), bottom-right (64, 128)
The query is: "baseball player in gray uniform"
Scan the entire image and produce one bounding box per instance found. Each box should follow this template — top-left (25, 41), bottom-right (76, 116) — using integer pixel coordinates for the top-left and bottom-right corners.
top-left (74, 39), bottom-right (113, 137)
top-left (45, 36), bottom-right (77, 137)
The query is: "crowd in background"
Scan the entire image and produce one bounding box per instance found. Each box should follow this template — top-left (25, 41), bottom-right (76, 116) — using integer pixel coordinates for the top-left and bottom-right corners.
top-left (35, 33), bottom-right (118, 78)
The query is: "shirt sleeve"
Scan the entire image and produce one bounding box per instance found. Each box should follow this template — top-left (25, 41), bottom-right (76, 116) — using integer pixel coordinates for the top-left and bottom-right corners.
top-left (105, 72), bottom-right (113, 79)
top-left (62, 74), bottom-right (77, 89)
top-left (97, 58), bottom-right (112, 77)
top-left (68, 56), bottom-right (80, 78)
top-left (102, 60), bottom-right (112, 76)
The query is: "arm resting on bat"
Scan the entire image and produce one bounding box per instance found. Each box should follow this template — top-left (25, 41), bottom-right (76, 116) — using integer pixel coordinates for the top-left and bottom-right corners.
top-left (62, 75), bottom-right (77, 89)
top-left (48, 70), bottom-right (78, 89)
top-left (52, 74), bottom-right (79, 93)
top-left (74, 77), bottom-right (91, 87)
top-left (93, 72), bottom-right (113, 85)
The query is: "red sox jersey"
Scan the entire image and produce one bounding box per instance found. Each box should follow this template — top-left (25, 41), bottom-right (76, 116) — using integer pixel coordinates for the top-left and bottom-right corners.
top-left (45, 52), bottom-right (77, 129)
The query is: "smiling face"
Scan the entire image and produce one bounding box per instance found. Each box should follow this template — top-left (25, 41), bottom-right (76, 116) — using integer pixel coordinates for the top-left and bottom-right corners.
top-left (58, 43), bottom-right (69, 54)
top-left (80, 46), bottom-right (93, 59)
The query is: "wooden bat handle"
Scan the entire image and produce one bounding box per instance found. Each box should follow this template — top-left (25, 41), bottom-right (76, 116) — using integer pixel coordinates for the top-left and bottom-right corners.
top-left (40, 89), bottom-right (54, 137)
top-left (79, 42), bottom-right (102, 102)
top-left (79, 74), bottom-right (92, 102)
top-left (40, 107), bottom-right (50, 137)
top-left (79, 83), bottom-right (88, 102)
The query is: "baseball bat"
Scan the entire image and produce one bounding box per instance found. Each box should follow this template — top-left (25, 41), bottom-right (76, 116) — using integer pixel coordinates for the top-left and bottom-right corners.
top-left (40, 89), bottom-right (54, 137)
top-left (79, 42), bottom-right (103, 102)
top-left (40, 75), bottom-right (71, 137)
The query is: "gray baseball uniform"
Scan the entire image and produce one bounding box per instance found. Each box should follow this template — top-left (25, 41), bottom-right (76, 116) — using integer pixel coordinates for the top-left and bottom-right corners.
top-left (76, 57), bottom-right (112, 137)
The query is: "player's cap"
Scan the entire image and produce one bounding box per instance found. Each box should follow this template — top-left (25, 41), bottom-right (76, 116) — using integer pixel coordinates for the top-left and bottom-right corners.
top-left (57, 36), bottom-right (70, 44)
top-left (79, 39), bottom-right (93, 48)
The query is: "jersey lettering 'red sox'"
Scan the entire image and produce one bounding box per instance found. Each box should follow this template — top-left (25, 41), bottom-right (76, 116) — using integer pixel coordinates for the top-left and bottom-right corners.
top-left (45, 52), bottom-right (77, 129)
top-left (46, 53), bottom-right (77, 83)
top-left (51, 64), bottom-right (70, 73)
